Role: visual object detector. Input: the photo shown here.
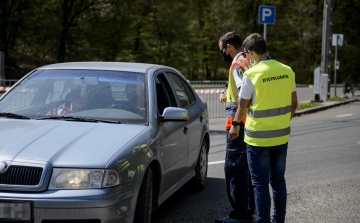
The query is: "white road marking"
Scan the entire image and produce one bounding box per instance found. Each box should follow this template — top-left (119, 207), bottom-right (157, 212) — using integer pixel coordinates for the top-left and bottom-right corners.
top-left (335, 113), bottom-right (353, 118)
top-left (208, 160), bottom-right (225, 165)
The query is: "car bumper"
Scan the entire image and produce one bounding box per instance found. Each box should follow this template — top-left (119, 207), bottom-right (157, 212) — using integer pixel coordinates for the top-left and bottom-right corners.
top-left (0, 184), bottom-right (137, 223)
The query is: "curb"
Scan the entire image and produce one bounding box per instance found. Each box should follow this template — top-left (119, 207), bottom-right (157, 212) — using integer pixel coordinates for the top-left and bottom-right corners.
top-left (294, 98), bottom-right (359, 117)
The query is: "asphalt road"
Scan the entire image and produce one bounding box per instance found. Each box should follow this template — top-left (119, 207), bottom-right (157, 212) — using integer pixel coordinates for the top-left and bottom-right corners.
top-left (151, 100), bottom-right (360, 223)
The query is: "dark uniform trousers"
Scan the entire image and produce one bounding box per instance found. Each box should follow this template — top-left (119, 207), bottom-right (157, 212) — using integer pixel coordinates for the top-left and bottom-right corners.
top-left (225, 122), bottom-right (255, 221)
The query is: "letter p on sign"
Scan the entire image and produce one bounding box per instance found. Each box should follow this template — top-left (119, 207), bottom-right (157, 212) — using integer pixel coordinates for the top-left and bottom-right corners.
top-left (259, 5), bottom-right (275, 24)
top-left (262, 9), bottom-right (272, 21)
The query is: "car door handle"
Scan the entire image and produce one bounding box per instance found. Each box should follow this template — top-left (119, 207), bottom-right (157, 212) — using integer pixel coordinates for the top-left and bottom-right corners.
top-left (183, 126), bottom-right (188, 134)
top-left (199, 115), bottom-right (203, 123)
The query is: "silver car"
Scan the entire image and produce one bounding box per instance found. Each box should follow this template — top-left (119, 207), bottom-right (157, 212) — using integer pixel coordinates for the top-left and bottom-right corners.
top-left (0, 62), bottom-right (209, 223)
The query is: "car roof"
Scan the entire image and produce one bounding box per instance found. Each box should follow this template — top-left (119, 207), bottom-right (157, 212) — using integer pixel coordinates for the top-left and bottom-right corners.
top-left (37, 62), bottom-right (173, 73)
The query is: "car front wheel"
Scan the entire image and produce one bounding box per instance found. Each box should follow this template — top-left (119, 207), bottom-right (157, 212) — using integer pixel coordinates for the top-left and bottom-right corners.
top-left (134, 167), bottom-right (153, 223)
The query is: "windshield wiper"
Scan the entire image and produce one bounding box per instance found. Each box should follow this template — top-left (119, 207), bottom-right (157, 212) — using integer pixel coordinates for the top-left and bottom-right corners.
top-left (93, 119), bottom-right (122, 124)
top-left (37, 116), bottom-right (121, 124)
top-left (0, 112), bottom-right (30, 119)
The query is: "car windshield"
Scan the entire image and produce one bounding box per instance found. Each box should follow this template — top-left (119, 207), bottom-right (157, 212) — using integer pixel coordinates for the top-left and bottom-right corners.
top-left (0, 69), bottom-right (147, 124)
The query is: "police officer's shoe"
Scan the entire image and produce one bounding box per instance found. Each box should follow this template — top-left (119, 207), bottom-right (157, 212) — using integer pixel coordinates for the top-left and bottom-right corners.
top-left (215, 217), bottom-right (246, 223)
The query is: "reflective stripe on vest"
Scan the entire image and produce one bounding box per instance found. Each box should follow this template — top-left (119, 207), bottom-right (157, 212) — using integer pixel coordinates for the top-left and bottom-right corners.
top-left (247, 105), bottom-right (292, 118)
top-left (245, 126), bottom-right (290, 138)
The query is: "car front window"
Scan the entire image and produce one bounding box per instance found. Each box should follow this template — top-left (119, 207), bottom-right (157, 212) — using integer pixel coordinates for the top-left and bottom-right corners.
top-left (0, 69), bottom-right (147, 124)
top-left (166, 72), bottom-right (195, 108)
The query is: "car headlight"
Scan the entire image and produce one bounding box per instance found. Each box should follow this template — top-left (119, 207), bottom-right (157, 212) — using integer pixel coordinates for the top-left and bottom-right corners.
top-left (49, 168), bottom-right (120, 189)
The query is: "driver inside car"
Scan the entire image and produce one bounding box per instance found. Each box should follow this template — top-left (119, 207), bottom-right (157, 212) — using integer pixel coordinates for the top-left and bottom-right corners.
top-left (124, 83), bottom-right (145, 116)
top-left (46, 86), bottom-right (88, 116)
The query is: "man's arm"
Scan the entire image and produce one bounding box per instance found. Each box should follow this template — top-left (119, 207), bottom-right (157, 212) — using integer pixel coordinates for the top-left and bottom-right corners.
top-left (291, 91), bottom-right (298, 120)
top-left (228, 97), bottom-right (250, 141)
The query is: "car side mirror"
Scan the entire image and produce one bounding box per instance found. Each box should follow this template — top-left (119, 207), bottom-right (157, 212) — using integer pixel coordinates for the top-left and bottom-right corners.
top-left (160, 107), bottom-right (189, 122)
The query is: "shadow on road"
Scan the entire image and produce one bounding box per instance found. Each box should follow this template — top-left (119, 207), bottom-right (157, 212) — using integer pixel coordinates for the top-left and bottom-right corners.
top-left (152, 177), bottom-right (232, 223)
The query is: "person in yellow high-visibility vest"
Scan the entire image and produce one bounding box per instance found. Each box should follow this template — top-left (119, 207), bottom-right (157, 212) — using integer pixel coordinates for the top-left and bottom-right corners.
top-left (215, 31), bottom-right (255, 223)
top-left (229, 33), bottom-right (298, 223)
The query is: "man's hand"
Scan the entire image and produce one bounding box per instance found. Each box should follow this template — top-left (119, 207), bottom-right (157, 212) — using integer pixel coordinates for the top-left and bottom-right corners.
top-left (228, 125), bottom-right (240, 140)
top-left (219, 91), bottom-right (226, 103)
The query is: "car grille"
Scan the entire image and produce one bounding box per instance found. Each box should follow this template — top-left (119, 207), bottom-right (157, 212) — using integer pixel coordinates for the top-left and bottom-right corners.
top-left (0, 165), bottom-right (43, 186)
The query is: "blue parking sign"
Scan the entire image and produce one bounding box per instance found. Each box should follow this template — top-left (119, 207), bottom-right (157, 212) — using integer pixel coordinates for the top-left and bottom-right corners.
top-left (259, 5), bottom-right (275, 24)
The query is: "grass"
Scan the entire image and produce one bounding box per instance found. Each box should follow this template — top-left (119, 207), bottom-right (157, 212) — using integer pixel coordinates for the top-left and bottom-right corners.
top-left (296, 96), bottom-right (351, 110)
top-left (328, 96), bottom-right (348, 101)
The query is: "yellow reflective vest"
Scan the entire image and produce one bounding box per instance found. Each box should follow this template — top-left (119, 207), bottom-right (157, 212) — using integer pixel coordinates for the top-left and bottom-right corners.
top-left (244, 60), bottom-right (295, 147)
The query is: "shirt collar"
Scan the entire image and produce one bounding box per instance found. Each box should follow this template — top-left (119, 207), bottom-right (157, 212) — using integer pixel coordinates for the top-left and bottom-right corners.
top-left (233, 52), bottom-right (245, 62)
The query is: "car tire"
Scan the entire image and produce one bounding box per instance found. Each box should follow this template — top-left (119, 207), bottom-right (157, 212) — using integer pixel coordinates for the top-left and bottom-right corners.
top-left (134, 167), bottom-right (153, 223)
top-left (191, 139), bottom-right (208, 191)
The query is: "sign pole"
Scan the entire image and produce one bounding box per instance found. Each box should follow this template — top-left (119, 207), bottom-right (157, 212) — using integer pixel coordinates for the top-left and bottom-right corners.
top-left (320, 0), bottom-right (332, 99)
top-left (263, 24), bottom-right (267, 41)
top-left (334, 36), bottom-right (338, 97)
top-left (332, 33), bottom-right (343, 98)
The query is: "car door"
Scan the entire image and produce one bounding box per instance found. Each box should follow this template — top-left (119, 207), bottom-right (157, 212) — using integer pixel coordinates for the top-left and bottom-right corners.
top-left (155, 73), bottom-right (189, 196)
top-left (164, 72), bottom-right (203, 171)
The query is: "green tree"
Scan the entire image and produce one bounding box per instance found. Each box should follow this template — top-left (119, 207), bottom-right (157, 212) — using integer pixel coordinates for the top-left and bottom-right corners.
top-left (0, 0), bottom-right (30, 77)
top-left (1, 0), bottom-right (359, 86)
top-left (56, 0), bottom-right (97, 62)
top-left (331, 0), bottom-right (360, 84)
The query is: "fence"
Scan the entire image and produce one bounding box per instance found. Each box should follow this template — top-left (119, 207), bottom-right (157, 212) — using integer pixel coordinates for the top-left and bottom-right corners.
top-left (190, 80), bottom-right (227, 118)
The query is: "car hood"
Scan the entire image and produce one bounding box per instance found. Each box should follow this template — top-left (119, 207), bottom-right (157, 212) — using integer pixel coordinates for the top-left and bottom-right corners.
top-left (0, 119), bottom-right (147, 168)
